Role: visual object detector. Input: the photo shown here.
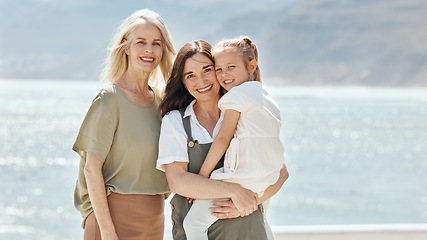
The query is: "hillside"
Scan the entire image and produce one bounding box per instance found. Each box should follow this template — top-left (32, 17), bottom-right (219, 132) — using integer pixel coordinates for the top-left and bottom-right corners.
top-left (0, 0), bottom-right (426, 86)
top-left (212, 0), bottom-right (427, 86)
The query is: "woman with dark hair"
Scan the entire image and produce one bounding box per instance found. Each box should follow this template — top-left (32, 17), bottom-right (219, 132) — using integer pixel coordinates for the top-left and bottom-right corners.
top-left (157, 40), bottom-right (288, 240)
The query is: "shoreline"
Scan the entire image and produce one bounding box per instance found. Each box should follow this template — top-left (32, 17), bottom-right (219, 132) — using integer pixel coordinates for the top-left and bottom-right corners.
top-left (272, 224), bottom-right (427, 240)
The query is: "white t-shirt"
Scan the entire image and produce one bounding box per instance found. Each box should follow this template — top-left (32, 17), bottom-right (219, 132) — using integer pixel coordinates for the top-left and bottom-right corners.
top-left (156, 100), bottom-right (224, 172)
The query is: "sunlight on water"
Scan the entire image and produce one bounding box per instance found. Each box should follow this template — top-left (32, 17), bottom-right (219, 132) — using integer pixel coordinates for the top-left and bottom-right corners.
top-left (264, 85), bottom-right (427, 101)
top-left (1, 79), bottom-right (427, 239)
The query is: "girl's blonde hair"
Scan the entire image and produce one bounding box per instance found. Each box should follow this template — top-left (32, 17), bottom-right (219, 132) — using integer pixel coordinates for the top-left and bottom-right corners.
top-left (100, 9), bottom-right (175, 86)
top-left (213, 36), bottom-right (261, 83)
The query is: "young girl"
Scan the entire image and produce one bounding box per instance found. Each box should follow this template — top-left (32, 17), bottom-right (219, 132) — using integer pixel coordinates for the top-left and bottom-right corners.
top-left (183, 36), bottom-right (286, 240)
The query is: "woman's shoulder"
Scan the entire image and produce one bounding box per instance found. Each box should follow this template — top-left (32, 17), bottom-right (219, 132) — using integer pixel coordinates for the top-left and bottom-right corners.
top-left (163, 102), bottom-right (194, 121)
top-left (151, 86), bottom-right (166, 110)
top-left (162, 109), bottom-right (183, 125)
top-left (85, 84), bottom-right (120, 116)
top-left (92, 84), bottom-right (119, 104)
top-left (150, 86), bottom-right (162, 96)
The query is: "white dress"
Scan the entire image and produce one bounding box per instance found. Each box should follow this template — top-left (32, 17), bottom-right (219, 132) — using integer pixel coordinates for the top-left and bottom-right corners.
top-left (210, 81), bottom-right (285, 196)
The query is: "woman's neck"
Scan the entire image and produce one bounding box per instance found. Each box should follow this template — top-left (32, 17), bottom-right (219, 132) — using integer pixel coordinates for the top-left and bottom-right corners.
top-left (115, 69), bottom-right (155, 106)
top-left (193, 99), bottom-right (221, 136)
top-left (118, 68), bottom-right (151, 94)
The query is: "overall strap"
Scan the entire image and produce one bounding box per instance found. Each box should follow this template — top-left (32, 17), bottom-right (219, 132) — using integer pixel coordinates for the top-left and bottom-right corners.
top-left (178, 108), bottom-right (194, 142)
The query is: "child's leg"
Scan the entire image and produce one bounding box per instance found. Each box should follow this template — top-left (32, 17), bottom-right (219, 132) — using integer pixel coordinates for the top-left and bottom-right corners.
top-left (183, 199), bottom-right (218, 240)
top-left (261, 199), bottom-right (274, 240)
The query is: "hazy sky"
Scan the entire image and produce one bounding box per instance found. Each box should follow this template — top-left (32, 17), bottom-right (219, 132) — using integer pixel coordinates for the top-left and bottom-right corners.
top-left (1, 0), bottom-right (425, 86)
top-left (0, 0), bottom-right (291, 79)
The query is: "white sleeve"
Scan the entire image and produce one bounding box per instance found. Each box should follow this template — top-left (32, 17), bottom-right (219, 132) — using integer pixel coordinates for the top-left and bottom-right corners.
top-left (156, 111), bottom-right (189, 172)
top-left (218, 87), bottom-right (247, 113)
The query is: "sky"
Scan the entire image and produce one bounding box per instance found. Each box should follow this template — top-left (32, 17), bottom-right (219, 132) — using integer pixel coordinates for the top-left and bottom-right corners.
top-left (0, 0), bottom-right (292, 80)
top-left (1, 0), bottom-right (425, 86)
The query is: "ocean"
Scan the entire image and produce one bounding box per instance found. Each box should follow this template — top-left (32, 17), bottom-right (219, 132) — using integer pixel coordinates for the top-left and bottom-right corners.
top-left (1, 79), bottom-right (426, 239)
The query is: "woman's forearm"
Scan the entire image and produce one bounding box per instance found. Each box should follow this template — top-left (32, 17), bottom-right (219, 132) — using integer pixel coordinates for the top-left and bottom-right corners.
top-left (165, 162), bottom-right (258, 216)
top-left (210, 164), bottom-right (289, 219)
top-left (165, 162), bottom-right (238, 199)
top-left (84, 153), bottom-right (117, 237)
top-left (258, 164), bottom-right (289, 203)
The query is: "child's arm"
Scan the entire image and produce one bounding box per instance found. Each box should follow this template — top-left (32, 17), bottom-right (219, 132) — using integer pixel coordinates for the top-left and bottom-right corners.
top-left (199, 109), bottom-right (240, 177)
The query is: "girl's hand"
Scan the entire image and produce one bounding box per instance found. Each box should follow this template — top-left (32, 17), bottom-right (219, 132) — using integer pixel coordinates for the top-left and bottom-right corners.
top-left (187, 197), bottom-right (196, 204)
top-left (229, 184), bottom-right (258, 216)
top-left (209, 199), bottom-right (241, 219)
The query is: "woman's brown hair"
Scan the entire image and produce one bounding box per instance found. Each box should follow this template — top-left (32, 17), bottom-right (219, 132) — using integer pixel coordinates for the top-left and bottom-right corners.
top-left (160, 40), bottom-right (215, 117)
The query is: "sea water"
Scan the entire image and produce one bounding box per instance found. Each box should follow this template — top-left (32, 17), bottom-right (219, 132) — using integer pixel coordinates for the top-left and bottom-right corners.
top-left (1, 79), bottom-right (426, 239)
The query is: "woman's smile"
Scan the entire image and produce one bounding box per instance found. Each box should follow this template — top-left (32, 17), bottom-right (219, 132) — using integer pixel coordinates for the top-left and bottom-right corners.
top-left (125, 21), bottom-right (164, 74)
top-left (197, 84), bottom-right (213, 93)
top-left (140, 56), bottom-right (155, 62)
top-left (182, 53), bottom-right (221, 103)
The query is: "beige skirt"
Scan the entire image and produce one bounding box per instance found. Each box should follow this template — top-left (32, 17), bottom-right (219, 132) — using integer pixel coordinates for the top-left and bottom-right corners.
top-left (84, 192), bottom-right (165, 240)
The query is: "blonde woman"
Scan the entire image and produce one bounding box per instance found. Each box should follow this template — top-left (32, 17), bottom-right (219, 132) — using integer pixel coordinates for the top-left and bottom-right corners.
top-left (73, 9), bottom-right (175, 240)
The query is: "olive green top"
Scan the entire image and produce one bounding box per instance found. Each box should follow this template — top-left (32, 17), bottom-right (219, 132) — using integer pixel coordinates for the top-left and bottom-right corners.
top-left (73, 84), bottom-right (170, 227)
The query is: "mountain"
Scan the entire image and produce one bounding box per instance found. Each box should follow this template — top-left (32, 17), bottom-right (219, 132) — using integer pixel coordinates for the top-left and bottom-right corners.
top-left (0, 0), bottom-right (287, 80)
top-left (211, 0), bottom-right (427, 86)
top-left (0, 0), bottom-right (426, 86)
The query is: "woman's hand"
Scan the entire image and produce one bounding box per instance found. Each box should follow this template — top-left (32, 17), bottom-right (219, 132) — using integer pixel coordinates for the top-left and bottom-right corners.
top-left (209, 199), bottom-right (241, 219)
top-left (228, 183), bottom-right (258, 216)
top-left (101, 230), bottom-right (119, 240)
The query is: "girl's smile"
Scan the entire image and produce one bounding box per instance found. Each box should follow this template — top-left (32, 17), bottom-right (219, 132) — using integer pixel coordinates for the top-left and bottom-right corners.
top-left (214, 49), bottom-right (257, 91)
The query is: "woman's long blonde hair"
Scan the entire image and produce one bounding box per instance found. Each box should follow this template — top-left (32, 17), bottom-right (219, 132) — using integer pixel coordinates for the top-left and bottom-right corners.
top-left (100, 9), bottom-right (175, 87)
